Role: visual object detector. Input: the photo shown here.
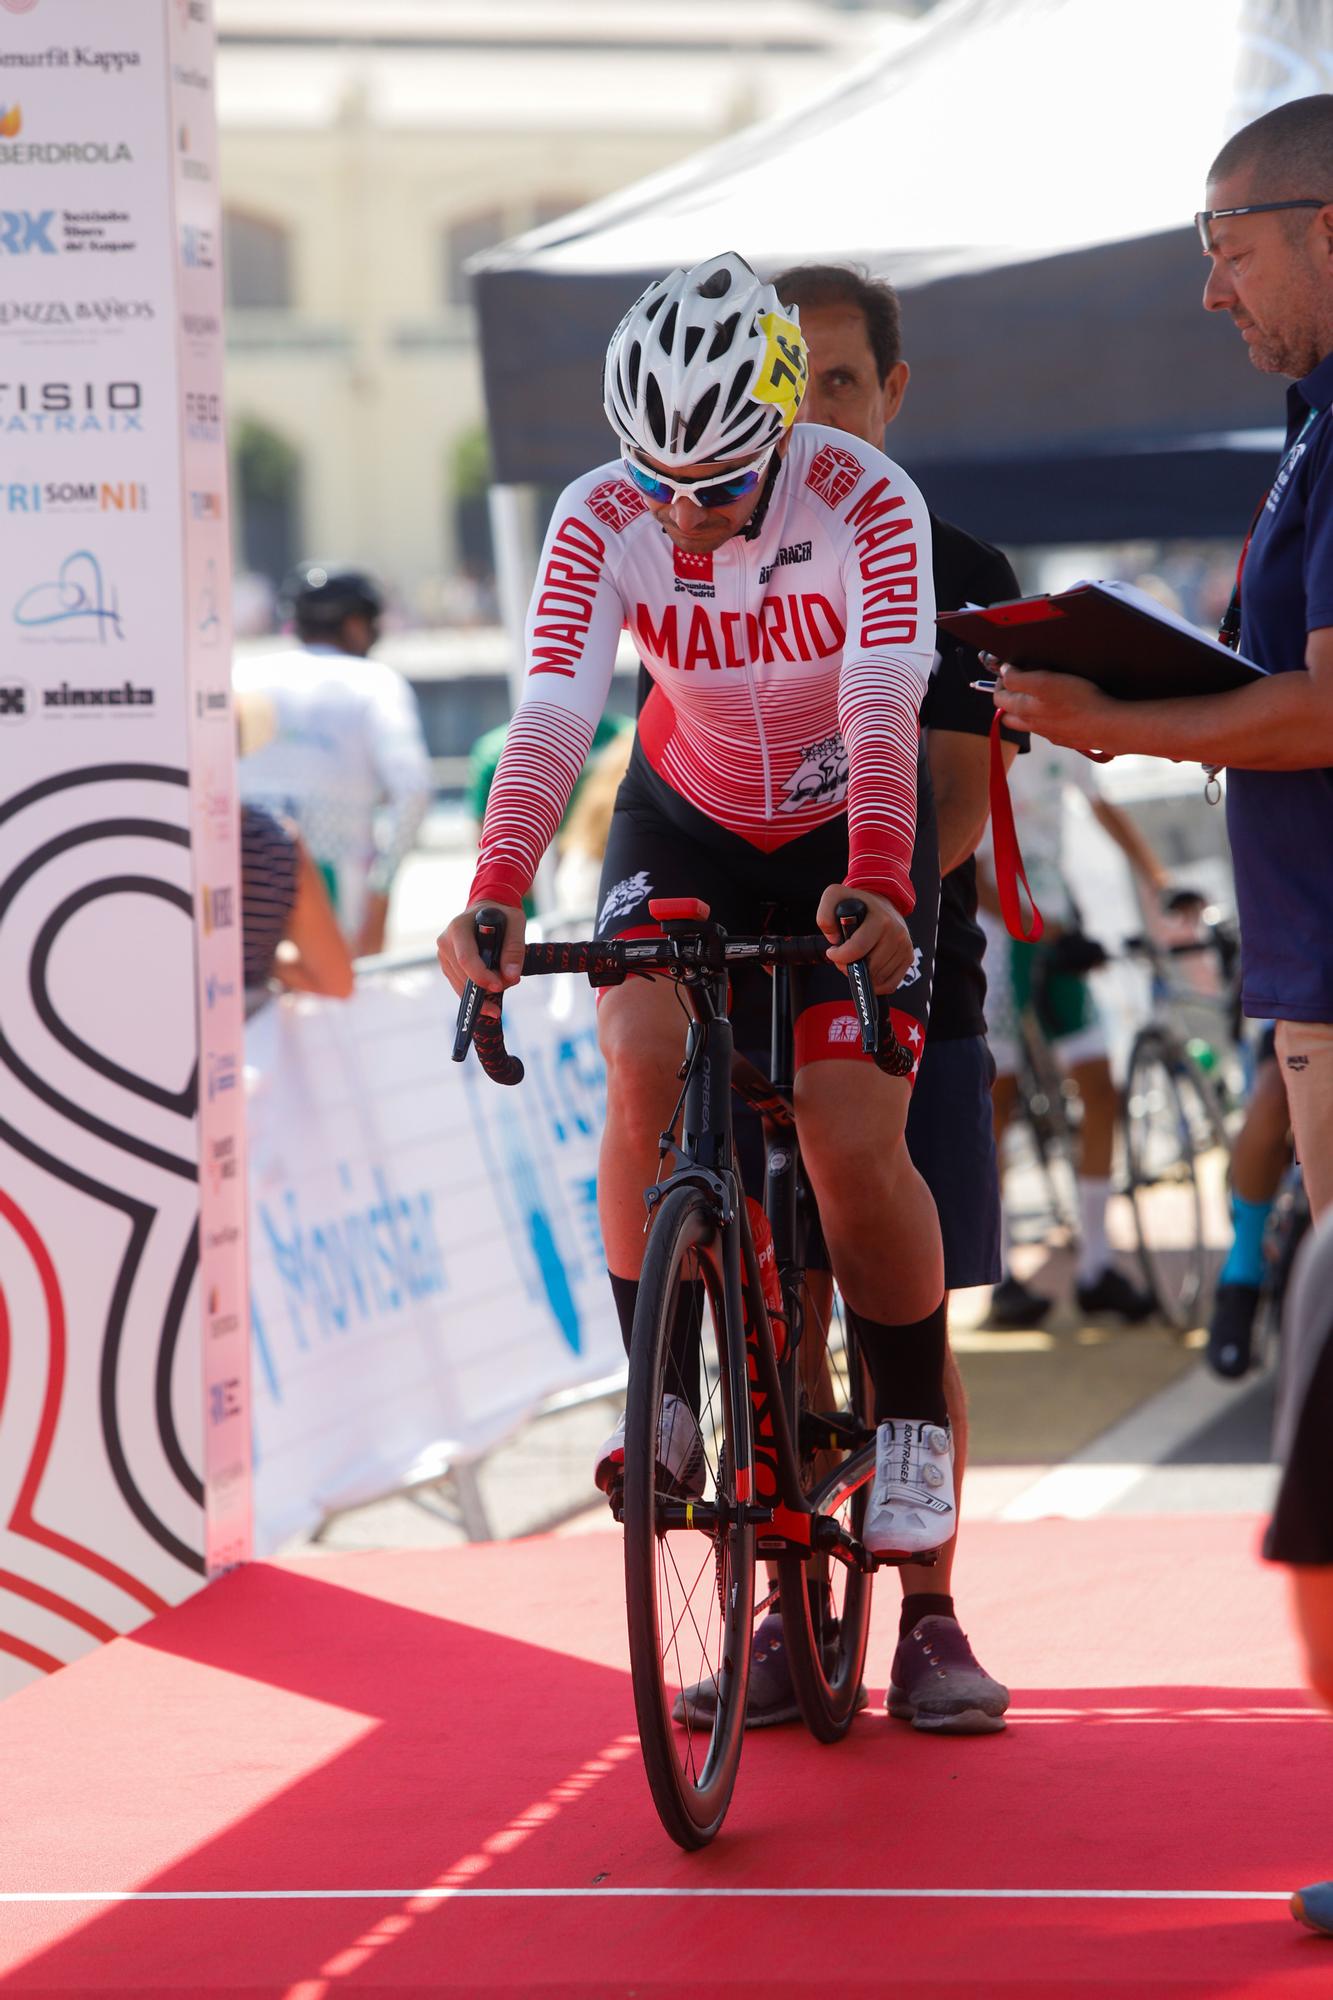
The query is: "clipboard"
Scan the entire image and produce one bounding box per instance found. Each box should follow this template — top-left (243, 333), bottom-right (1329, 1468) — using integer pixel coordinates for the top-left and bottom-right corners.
top-left (937, 581), bottom-right (1266, 700)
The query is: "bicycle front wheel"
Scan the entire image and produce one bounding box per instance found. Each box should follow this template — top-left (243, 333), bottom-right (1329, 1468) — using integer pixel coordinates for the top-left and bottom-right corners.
top-left (1125, 1031), bottom-right (1225, 1331)
top-left (623, 1185), bottom-right (754, 1850)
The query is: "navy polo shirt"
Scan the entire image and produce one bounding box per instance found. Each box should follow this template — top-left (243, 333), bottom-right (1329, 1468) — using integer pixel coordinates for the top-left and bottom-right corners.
top-left (1231, 346), bottom-right (1333, 1022)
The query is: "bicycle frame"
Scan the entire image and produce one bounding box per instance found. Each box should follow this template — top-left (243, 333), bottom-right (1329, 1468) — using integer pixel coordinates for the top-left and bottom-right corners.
top-left (650, 930), bottom-right (878, 1574)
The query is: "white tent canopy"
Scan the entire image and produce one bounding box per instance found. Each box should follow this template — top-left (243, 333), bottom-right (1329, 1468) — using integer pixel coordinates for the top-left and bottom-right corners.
top-left (474, 0), bottom-right (1333, 540)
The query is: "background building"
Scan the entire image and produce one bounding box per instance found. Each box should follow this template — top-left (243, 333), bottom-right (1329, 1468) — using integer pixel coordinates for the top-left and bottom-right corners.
top-left (217, 0), bottom-right (918, 622)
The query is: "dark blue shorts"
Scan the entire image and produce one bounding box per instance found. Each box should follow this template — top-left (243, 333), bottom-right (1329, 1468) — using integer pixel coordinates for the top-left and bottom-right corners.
top-left (905, 1034), bottom-right (1002, 1291)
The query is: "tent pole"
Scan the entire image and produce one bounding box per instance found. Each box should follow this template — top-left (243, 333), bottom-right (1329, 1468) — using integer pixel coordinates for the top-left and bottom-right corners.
top-left (488, 482), bottom-right (538, 713)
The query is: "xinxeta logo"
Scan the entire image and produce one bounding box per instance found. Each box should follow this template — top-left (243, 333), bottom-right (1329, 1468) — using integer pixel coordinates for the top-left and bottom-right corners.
top-left (0, 379), bottom-right (142, 432)
top-left (180, 222), bottom-right (214, 268)
top-left (4, 479), bottom-right (146, 514)
top-left (0, 46), bottom-right (141, 73)
top-left (189, 489), bottom-right (222, 521)
top-left (196, 687), bottom-right (229, 719)
top-left (0, 678), bottom-right (33, 721)
top-left (12, 550), bottom-right (122, 643)
top-left (182, 308), bottom-right (219, 341)
top-left (42, 678), bottom-right (153, 713)
top-left (0, 296), bottom-right (153, 332)
top-left (0, 103), bottom-right (133, 165)
top-left (172, 63), bottom-right (210, 92)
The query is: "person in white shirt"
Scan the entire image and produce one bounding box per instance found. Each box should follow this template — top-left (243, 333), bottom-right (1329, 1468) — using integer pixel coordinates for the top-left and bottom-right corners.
top-left (977, 740), bottom-right (1169, 1325)
top-left (232, 561), bottom-right (433, 957)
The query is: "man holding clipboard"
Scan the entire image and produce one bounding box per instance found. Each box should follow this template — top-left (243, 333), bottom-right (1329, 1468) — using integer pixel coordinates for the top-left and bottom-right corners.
top-left (978, 94), bottom-right (1333, 1938)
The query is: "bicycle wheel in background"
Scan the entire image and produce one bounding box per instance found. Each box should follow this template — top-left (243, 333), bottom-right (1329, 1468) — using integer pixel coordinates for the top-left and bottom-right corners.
top-left (622, 1185), bottom-right (755, 1850)
top-left (1124, 1030), bottom-right (1227, 1331)
top-left (777, 1268), bottom-right (875, 1742)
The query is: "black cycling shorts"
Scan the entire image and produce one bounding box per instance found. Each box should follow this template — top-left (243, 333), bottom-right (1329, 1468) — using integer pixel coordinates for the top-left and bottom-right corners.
top-left (595, 738), bottom-right (939, 1077)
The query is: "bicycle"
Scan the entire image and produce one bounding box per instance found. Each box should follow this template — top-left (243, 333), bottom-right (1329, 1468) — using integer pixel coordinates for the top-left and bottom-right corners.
top-left (452, 894), bottom-right (918, 1849)
top-left (1121, 912), bottom-right (1241, 1330)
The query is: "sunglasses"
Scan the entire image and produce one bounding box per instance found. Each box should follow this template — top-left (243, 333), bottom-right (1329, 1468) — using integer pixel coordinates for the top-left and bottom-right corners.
top-left (622, 444), bottom-right (774, 511)
top-left (1195, 199), bottom-right (1330, 251)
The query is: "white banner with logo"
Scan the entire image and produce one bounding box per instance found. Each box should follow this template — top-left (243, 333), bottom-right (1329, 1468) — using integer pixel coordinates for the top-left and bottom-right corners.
top-left (246, 965), bottom-right (623, 1553)
top-left (0, 0), bottom-right (244, 1700)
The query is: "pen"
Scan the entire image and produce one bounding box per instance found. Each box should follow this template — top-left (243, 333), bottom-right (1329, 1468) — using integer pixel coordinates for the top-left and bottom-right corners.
top-left (969, 678), bottom-right (999, 693)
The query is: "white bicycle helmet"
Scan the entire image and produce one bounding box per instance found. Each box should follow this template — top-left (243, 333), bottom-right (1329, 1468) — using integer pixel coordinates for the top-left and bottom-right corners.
top-left (604, 250), bottom-right (808, 467)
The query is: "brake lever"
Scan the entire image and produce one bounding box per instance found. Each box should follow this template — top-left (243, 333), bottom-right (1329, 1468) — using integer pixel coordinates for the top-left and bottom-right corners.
top-left (451, 905), bottom-right (507, 1064)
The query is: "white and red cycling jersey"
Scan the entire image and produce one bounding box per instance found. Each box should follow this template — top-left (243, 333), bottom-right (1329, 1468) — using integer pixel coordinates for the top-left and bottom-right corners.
top-left (469, 424), bottom-right (936, 916)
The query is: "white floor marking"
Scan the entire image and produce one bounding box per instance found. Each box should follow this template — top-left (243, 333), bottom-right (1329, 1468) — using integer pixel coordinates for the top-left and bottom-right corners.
top-left (998, 1361), bottom-right (1270, 1522)
top-left (0, 1887), bottom-right (1292, 1904)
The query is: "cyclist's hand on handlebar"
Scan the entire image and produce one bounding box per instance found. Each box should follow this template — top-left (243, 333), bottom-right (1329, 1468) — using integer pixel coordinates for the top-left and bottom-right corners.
top-left (437, 901), bottom-right (526, 999)
top-left (817, 883), bottom-right (915, 993)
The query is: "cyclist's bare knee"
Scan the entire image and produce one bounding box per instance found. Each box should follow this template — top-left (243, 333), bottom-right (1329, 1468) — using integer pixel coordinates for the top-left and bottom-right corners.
top-left (794, 1059), bottom-right (910, 1192)
top-left (598, 979), bottom-right (682, 1131)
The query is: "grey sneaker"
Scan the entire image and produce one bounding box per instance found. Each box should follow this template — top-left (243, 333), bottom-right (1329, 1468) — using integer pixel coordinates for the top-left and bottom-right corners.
top-left (672, 1606), bottom-right (869, 1731)
top-left (594, 1391), bottom-right (705, 1498)
top-left (887, 1614), bottom-right (1009, 1735)
top-left (862, 1420), bottom-right (955, 1558)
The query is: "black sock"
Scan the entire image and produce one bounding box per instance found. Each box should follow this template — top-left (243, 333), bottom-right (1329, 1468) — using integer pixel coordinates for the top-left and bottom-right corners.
top-left (848, 1296), bottom-right (948, 1425)
top-left (607, 1270), bottom-right (704, 1416)
top-left (899, 1592), bottom-right (955, 1639)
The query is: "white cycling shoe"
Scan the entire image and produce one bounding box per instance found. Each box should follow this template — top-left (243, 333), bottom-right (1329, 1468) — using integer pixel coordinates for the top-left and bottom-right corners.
top-left (594, 1391), bottom-right (706, 1498)
top-left (862, 1419), bottom-right (955, 1558)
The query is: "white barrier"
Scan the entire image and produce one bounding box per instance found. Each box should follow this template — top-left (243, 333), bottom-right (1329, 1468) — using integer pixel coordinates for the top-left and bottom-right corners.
top-left (245, 962), bottom-right (623, 1552)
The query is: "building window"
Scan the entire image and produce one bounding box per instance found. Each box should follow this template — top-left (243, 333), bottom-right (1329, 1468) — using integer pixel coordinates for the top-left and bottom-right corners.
top-left (223, 210), bottom-right (293, 311)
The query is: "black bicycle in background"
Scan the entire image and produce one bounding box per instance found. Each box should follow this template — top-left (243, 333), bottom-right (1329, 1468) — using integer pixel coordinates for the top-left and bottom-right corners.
top-left (453, 895), bottom-right (917, 1849)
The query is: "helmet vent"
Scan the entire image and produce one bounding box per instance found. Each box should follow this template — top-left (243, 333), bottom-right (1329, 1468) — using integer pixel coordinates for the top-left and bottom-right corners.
top-left (645, 373), bottom-right (667, 449)
top-left (707, 312), bottom-right (739, 362)
top-left (643, 292), bottom-right (666, 322)
top-left (627, 341), bottom-right (641, 400)
top-left (697, 266), bottom-right (731, 300)
top-left (682, 383), bottom-right (721, 454)
top-left (657, 302), bottom-right (679, 354)
top-left (682, 324), bottom-right (703, 365)
top-left (722, 361), bottom-right (751, 418)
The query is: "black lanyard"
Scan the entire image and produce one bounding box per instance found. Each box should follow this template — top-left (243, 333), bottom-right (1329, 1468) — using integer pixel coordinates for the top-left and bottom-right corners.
top-left (1218, 404), bottom-right (1320, 651)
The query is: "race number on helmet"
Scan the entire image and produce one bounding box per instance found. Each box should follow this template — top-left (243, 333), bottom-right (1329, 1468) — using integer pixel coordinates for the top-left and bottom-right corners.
top-left (604, 250), bottom-right (808, 468)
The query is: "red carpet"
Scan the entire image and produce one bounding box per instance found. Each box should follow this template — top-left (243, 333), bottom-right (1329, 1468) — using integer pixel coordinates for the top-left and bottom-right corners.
top-left (0, 1517), bottom-right (1329, 1995)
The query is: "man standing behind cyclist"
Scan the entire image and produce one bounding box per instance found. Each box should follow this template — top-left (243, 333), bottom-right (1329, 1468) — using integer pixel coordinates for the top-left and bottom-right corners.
top-left (765, 261), bottom-right (1015, 1733)
top-left (441, 251), bottom-right (957, 1575)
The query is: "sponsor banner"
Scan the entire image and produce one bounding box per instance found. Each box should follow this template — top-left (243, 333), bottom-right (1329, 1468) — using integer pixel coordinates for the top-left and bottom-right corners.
top-left (246, 967), bottom-right (623, 1554)
top-left (0, 0), bottom-right (243, 1698)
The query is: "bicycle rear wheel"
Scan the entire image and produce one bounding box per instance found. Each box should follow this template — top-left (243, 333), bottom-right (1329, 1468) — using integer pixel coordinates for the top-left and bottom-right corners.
top-left (776, 1272), bottom-right (875, 1742)
top-left (1125, 1031), bottom-right (1226, 1331)
top-left (623, 1185), bottom-right (754, 1849)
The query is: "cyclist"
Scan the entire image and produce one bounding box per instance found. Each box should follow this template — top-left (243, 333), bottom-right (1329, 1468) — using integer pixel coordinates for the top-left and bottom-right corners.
top-left (977, 740), bottom-right (1166, 1325)
top-left (233, 561), bottom-right (433, 958)
top-left (439, 251), bottom-right (954, 1561)
top-left (674, 262), bottom-right (1017, 1735)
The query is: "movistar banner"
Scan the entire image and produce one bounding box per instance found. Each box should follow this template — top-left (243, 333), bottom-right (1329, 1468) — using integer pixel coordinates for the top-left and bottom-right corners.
top-left (245, 965), bottom-right (623, 1554)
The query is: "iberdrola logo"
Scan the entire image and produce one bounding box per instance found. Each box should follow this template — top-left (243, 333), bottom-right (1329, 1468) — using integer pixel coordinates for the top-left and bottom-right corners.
top-left (0, 106), bottom-right (21, 139)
